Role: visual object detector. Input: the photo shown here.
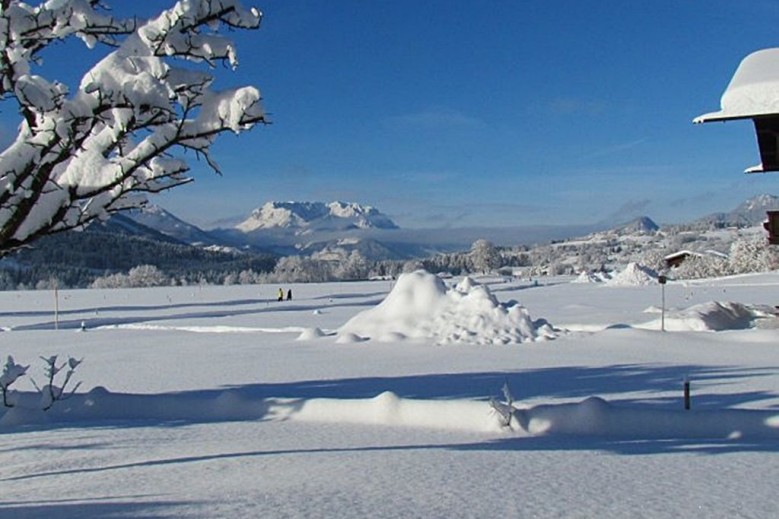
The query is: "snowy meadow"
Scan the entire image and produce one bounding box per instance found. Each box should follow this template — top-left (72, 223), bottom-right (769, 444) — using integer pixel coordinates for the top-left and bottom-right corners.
top-left (2, 270), bottom-right (779, 518)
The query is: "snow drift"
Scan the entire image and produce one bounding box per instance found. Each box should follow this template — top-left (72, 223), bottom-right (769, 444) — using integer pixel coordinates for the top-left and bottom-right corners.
top-left (5, 387), bottom-right (779, 441)
top-left (338, 270), bottom-right (555, 344)
top-left (638, 301), bottom-right (770, 331)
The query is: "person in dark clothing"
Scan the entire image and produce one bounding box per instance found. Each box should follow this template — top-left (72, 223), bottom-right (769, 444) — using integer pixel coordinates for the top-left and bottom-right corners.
top-left (287, 288), bottom-right (293, 301)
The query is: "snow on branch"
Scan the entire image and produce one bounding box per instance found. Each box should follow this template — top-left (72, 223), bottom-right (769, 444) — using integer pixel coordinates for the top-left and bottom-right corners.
top-left (0, 355), bottom-right (29, 407)
top-left (30, 354), bottom-right (83, 410)
top-left (0, 0), bottom-right (266, 255)
top-left (489, 380), bottom-right (516, 428)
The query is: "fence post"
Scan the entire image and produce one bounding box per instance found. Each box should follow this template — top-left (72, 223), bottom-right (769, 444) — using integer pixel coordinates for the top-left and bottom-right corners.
top-left (54, 283), bottom-right (59, 331)
top-left (683, 378), bottom-right (691, 410)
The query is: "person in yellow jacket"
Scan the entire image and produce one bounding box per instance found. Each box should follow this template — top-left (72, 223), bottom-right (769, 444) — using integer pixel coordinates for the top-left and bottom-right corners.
top-left (277, 288), bottom-right (284, 301)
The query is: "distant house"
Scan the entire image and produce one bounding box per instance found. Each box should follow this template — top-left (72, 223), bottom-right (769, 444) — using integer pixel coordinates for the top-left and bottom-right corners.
top-left (664, 250), bottom-right (728, 269)
top-left (664, 250), bottom-right (699, 269)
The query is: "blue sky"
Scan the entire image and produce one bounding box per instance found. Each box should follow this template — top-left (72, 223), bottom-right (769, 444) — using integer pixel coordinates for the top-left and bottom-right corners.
top-left (5, 1), bottom-right (779, 229)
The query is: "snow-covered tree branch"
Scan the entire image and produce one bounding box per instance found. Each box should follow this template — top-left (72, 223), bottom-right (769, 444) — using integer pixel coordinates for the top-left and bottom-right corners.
top-left (0, 0), bottom-right (266, 255)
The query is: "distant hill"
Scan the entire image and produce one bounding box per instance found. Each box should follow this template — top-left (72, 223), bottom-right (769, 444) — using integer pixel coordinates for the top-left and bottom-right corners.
top-left (617, 216), bottom-right (659, 234)
top-left (0, 223), bottom-right (275, 289)
top-left (123, 205), bottom-right (219, 246)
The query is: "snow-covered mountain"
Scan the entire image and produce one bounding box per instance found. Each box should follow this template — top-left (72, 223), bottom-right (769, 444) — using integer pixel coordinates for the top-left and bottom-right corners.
top-left (691, 194), bottom-right (779, 229)
top-left (235, 201), bottom-right (399, 234)
top-left (123, 204), bottom-right (219, 246)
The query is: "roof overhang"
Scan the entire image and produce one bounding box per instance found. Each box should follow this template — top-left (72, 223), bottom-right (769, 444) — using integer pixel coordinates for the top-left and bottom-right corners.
top-left (694, 48), bottom-right (779, 173)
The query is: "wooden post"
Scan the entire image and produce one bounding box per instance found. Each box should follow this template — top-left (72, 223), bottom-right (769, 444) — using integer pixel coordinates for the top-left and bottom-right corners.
top-left (658, 275), bottom-right (667, 332)
top-left (54, 283), bottom-right (59, 331)
top-left (683, 379), bottom-right (691, 410)
top-left (661, 283), bottom-right (665, 332)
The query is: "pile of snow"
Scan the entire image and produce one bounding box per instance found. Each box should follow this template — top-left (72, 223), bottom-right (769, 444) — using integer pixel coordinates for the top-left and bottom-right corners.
top-left (297, 327), bottom-right (326, 340)
top-left (638, 301), bottom-right (770, 331)
top-left (605, 262), bottom-right (658, 286)
top-left (338, 271), bottom-right (555, 344)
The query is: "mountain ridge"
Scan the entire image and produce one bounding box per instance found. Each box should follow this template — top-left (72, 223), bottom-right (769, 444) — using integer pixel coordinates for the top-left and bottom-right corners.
top-left (235, 201), bottom-right (399, 234)
top-left (2, 193), bottom-right (776, 289)
top-left (119, 194), bottom-right (779, 261)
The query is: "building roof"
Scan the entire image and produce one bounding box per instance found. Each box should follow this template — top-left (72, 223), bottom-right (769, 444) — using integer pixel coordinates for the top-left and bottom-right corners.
top-left (695, 48), bottom-right (779, 124)
top-left (694, 48), bottom-right (779, 173)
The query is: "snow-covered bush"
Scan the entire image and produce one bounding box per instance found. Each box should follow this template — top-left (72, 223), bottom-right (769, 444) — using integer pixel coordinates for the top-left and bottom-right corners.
top-left (489, 382), bottom-right (516, 428)
top-left (673, 254), bottom-right (730, 280)
top-left (268, 256), bottom-right (333, 283)
top-left (0, 1), bottom-right (265, 255)
top-left (640, 249), bottom-right (669, 273)
top-left (90, 272), bottom-right (128, 289)
top-left (91, 265), bottom-right (169, 288)
top-left (126, 265), bottom-right (169, 287)
top-left (332, 251), bottom-right (371, 280)
top-left (34, 277), bottom-right (62, 291)
top-left (0, 356), bottom-right (29, 408)
top-left (1, 354), bottom-right (82, 411)
top-left (729, 237), bottom-right (779, 274)
top-left (236, 269), bottom-right (262, 284)
top-left (32, 356), bottom-right (83, 411)
top-left (470, 239), bottom-right (501, 273)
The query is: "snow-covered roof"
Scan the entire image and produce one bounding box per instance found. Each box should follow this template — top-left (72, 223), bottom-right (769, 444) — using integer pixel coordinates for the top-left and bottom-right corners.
top-left (694, 48), bottom-right (779, 123)
top-left (664, 249), bottom-right (728, 262)
top-left (664, 250), bottom-right (699, 261)
top-left (694, 48), bottom-right (779, 173)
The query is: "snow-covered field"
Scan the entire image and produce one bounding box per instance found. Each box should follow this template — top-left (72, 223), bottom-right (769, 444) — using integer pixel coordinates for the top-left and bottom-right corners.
top-left (2, 271), bottom-right (779, 518)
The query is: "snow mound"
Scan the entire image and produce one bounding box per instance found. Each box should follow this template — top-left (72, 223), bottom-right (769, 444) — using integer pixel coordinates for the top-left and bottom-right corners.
top-left (338, 270), bottom-right (555, 344)
top-left (638, 301), bottom-right (766, 331)
top-left (517, 396), bottom-right (779, 439)
top-left (605, 262), bottom-right (657, 286)
top-left (297, 327), bottom-right (326, 340)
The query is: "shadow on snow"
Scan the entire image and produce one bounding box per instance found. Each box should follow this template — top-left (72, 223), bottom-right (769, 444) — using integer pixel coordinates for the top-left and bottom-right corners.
top-left (1, 363), bottom-right (776, 439)
top-left (7, 296), bottom-right (385, 331)
top-left (0, 496), bottom-right (195, 519)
